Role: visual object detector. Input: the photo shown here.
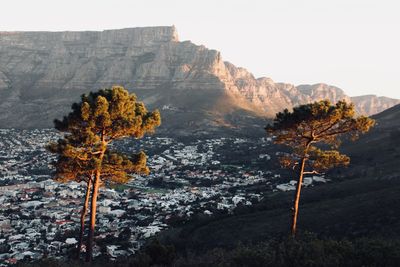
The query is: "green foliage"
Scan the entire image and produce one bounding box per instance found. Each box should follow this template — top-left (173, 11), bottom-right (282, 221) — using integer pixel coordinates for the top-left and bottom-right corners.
top-left (48, 85), bottom-right (160, 184)
top-left (47, 86), bottom-right (161, 261)
top-left (267, 100), bottom-right (375, 174)
top-left (308, 147), bottom-right (350, 172)
top-left (267, 100), bottom-right (375, 236)
top-left (17, 235), bottom-right (400, 266)
top-left (55, 86), bottom-right (161, 139)
top-left (172, 235), bottom-right (400, 267)
top-left (101, 151), bottom-right (149, 185)
top-left (142, 239), bottom-right (176, 266)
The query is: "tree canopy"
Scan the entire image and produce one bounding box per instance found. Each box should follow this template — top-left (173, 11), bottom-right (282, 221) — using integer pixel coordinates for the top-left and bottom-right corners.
top-left (48, 86), bottom-right (161, 261)
top-left (267, 100), bottom-right (374, 173)
top-left (266, 100), bottom-right (375, 236)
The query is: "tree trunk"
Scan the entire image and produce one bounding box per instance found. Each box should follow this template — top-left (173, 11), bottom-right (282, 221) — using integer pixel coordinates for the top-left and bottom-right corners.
top-left (85, 171), bottom-right (100, 262)
top-left (77, 177), bottom-right (92, 259)
top-left (86, 133), bottom-right (106, 262)
top-left (291, 156), bottom-right (307, 237)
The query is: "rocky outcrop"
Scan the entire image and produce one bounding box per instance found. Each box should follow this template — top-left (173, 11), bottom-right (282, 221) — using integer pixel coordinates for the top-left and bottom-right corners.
top-left (297, 84), bottom-right (400, 115)
top-left (0, 26), bottom-right (398, 131)
top-left (351, 95), bottom-right (400, 116)
top-left (297, 84), bottom-right (351, 104)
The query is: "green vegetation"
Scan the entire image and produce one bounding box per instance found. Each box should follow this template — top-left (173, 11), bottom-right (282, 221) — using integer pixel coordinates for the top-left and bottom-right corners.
top-left (31, 100), bottom-right (399, 266)
top-left (266, 100), bottom-right (374, 236)
top-left (111, 184), bottom-right (131, 192)
top-left (17, 235), bottom-right (400, 267)
top-left (48, 86), bottom-right (161, 261)
top-left (171, 234), bottom-right (400, 267)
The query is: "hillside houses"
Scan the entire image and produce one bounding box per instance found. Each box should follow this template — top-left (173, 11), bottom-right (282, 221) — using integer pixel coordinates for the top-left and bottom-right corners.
top-left (0, 129), bottom-right (298, 264)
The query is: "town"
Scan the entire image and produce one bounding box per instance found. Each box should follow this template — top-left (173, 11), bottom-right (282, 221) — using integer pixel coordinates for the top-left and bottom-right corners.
top-left (0, 129), bottom-right (328, 265)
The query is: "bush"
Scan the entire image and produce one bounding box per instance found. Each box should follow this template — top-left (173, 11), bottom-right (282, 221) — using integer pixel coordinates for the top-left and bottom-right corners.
top-left (173, 233), bottom-right (400, 267)
top-left (16, 234), bottom-right (400, 267)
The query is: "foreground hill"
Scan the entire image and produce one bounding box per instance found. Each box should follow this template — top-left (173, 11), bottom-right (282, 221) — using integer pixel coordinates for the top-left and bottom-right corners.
top-left (0, 27), bottom-right (398, 134)
top-left (339, 103), bottom-right (400, 180)
top-left (158, 104), bottom-right (400, 253)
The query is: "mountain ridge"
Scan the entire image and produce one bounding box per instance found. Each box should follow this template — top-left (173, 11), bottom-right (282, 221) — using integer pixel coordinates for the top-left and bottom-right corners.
top-left (0, 26), bottom-right (398, 132)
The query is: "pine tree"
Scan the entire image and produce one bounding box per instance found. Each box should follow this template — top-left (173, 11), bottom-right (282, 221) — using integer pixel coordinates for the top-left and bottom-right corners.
top-left (47, 134), bottom-right (96, 258)
top-left (49, 86), bottom-right (161, 261)
top-left (266, 100), bottom-right (374, 237)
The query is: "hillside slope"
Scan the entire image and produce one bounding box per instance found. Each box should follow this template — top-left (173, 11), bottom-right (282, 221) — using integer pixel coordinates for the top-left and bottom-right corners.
top-left (339, 104), bottom-right (400, 179)
top-left (160, 104), bottom-right (400, 251)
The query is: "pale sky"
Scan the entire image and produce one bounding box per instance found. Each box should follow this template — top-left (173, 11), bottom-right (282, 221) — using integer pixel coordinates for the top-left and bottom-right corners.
top-left (1, 0), bottom-right (399, 98)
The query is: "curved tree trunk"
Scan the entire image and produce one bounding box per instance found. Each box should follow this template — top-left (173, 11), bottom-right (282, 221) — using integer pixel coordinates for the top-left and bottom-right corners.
top-left (85, 170), bottom-right (101, 262)
top-left (77, 177), bottom-right (92, 259)
top-left (291, 156), bottom-right (307, 237)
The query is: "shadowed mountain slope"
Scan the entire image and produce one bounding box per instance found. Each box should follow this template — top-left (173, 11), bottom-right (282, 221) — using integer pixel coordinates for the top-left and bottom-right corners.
top-left (159, 104), bottom-right (400, 251)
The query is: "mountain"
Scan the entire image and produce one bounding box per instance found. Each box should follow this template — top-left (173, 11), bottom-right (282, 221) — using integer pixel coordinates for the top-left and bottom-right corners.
top-left (0, 27), bottom-right (264, 133)
top-left (337, 103), bottom-right (400, 180)
top-left (297, 83), bottom-right (400, 115)
top-left (0, 26), bottom-right (398, 133)
top-left (351, 95), bottom-right (400, 116)
top-left (297, 83), bottom-right (351, 103)
top-left (372, 103), bottom-right (400, 127)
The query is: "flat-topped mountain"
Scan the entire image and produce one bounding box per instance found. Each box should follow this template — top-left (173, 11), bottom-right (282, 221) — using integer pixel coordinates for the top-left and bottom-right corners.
top-left (0, 26), bottom-right (398, 133)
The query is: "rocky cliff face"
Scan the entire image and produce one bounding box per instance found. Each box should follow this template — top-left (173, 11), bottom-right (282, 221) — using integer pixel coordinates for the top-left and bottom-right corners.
top-left (297, 84), bottom-right (351, 104)
top-left (0, 26), bottom-right (398, 132)
top-left (297, 84), bottom-right (400, 115)
top-left (351, 95), bottom-right (400, 116)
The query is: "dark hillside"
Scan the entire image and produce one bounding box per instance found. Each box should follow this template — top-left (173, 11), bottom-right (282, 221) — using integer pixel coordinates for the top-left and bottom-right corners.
top-left (159, 105), bottom-right (400, 254)
top-left (339, 104), bottom-right (400, 180)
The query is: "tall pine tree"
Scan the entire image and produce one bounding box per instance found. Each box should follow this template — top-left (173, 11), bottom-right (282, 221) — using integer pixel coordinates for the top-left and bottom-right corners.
top-left (266, 100), bottom-right (374, 237)
top-left (49, 86), bottom-right (161, 261)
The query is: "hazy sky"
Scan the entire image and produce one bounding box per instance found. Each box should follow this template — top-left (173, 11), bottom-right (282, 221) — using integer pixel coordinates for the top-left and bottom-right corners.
top-left (1, 0), bottom-right (399, 98)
